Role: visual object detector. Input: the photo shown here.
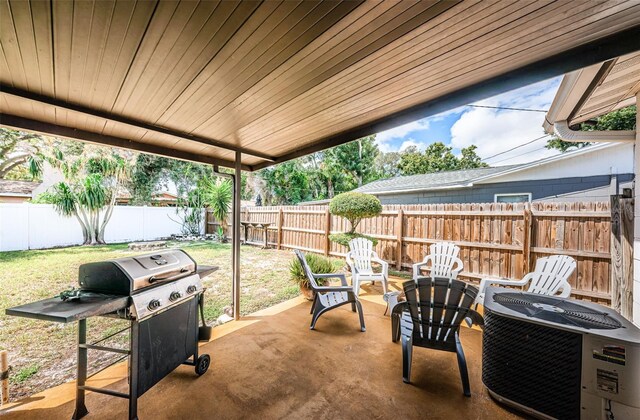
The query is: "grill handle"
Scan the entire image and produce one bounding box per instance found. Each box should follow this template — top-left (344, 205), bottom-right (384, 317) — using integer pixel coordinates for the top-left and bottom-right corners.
top-left (148, 268), bottom-right (190, 284)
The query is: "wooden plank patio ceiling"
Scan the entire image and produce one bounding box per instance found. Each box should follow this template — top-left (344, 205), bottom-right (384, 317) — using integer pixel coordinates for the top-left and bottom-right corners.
top-left (1, 0), bottom-right (640, 170)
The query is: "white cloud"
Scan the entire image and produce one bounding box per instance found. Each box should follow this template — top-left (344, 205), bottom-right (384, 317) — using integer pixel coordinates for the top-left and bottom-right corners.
top-left (376, 120), bottom-right (430, 152)
top-left (398, 138), bottom-right (430, 152)
top-left (450, 77), bottom-right (562, 165)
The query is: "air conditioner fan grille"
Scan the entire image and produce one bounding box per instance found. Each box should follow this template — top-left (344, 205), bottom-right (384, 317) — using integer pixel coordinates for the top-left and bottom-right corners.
top-left (492, 292), bottom-right (622, 329)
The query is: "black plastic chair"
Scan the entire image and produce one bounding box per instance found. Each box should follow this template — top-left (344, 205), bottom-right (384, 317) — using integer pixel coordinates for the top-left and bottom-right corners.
top-left (391, 277), bottom-right (483, 396)
top-left (294, 250), bottom-right (365, 332)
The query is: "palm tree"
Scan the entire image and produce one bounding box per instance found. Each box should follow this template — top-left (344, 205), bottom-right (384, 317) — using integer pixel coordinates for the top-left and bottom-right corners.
top-left (46, 155), bottom-right (128, 245)
top-left (204, 178), bottom-right (232, 237)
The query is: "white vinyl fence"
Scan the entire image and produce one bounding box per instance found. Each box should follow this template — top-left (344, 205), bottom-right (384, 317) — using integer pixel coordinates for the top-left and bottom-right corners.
top-left (0, 203), bottom-right (204, 251)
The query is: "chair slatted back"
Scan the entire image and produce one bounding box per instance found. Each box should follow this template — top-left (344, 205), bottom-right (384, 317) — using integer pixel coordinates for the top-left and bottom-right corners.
top-left (349, 237), bottom-right (374, 273)
top-left (294, 250), bottom-right (320, 290)
top-left (403, 277), bottom-right (478, 345)
top-left (429, 242), bottom-right (460, 277)
top-left (527, 255), bottom-right (576, 295)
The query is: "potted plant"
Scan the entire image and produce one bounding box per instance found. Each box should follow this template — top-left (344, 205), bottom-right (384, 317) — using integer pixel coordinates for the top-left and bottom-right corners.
top-left (289, 253), bottom-right (338, 300)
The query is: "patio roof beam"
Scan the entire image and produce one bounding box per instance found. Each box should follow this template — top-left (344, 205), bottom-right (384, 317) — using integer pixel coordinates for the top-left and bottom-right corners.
top-left (252, 24), bottom-right (640, 171)
top-left (0, 86), bottom-right (276, 163)
top-left (0, 113), bottom-right (251, 171)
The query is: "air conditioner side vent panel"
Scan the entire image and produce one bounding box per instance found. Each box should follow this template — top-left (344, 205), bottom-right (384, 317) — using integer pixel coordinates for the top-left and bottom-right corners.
top-left (482, 310), bottom-right (582, 419)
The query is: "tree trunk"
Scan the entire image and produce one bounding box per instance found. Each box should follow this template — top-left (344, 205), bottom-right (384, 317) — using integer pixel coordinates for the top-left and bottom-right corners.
top-left (76, 206), bottom-right (93, 245)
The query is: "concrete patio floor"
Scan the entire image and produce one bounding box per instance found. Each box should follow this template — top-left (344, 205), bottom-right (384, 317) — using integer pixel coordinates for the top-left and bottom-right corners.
top-left (1, 283), bottom-right (523, 420)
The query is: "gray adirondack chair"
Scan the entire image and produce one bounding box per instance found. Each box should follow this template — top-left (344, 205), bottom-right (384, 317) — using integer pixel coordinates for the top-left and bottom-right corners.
top-left (294, 250), bottom-right (365, 332)
top-left (392, 277), bottom-right (483, 396)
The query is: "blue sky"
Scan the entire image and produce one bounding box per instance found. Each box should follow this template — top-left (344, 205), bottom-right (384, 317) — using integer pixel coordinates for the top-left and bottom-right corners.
top-left (375, 76), bottom-right (563, 166)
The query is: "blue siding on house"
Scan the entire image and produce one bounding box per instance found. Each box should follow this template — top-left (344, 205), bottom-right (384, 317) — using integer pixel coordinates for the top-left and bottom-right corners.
top-left (375, 174), bottom-right (634, 204)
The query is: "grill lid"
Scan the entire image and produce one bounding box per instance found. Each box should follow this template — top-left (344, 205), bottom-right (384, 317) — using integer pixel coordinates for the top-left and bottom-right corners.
top-left (78, 249), bottom-right (197, 295)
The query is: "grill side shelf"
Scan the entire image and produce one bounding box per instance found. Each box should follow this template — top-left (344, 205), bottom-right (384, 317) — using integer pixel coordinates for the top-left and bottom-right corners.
top-left (5, 296), bottom-right (130, 323)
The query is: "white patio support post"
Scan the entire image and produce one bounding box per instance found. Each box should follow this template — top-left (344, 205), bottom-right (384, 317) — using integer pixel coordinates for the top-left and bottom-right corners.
top-left (232, 151), bottom-right (242, 320)
top-left (634, 93), bottom-right (640, 327)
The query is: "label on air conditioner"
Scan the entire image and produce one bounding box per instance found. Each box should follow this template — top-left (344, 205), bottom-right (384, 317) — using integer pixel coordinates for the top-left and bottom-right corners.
top-left (596, 369), bottom-right (619, 394)
top-left (592, 344), bottom-right (625, 365)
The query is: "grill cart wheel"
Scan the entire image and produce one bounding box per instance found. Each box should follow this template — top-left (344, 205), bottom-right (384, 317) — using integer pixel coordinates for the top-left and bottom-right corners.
top-left (195, 354), bottom-right (210, 376)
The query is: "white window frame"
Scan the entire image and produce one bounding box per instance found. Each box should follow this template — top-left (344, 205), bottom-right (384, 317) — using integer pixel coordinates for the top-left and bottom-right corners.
top-left (494, 192), bottom-right (532, 203)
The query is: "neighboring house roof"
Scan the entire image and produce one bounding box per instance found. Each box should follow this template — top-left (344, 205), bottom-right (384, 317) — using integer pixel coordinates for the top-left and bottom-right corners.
top-left (354, 143), bottom-right (628, 196)
top-left (0, 179), bottom-right (41, 197)
top-left (356, 166), bottom-right (518, 195)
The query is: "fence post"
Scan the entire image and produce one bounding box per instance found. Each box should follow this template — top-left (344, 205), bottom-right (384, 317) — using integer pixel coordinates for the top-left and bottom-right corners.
top-left (1, 350), bottom-right (8, 405)
top-left (324, 209), bottom-right (331, 256)
top-left (621, 197), bottom-right (634, 319)
top-left (611, 195), bottom-right (634, 318)
top-left (396, 209), bottom-right (404, 270)
top-left (277, 209), bottom-right (284, 250)
top-left (522, 203), bottom-right (532, 274)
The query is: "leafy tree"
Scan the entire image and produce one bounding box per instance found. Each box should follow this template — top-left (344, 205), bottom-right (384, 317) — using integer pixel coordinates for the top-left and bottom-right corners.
top-left (0, 128), bottom-right (47, 180)
top-left (458, 145), bottom-right (487, 169)
top-left (128, 154), bottom-right (170, 205)
top-left (42, 153), bottom-right (129, 245)
top-left (374, 151), bottom-right (401, 179)
top-left (398, 142), bottom-right (487, 175)
top-left (546, 105), bottom-right (636, 152)
top-left (324, 135), bottom-right (379, 187)
top-left (169, 187), bottom-right (207, 236)
top-left (259, 160), bottom-right (310, 205)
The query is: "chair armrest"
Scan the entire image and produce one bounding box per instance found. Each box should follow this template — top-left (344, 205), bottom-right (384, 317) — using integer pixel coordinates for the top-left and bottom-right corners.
top-left (391, 302), bottom-right (410, 342)
top-left (313, 285), bottom-right (354, 293)
top-left (478, 276), bottom-right (529, 293)
top-left (557, 282), bottom-right (572, 298)
top-left (314, 273), bottom-right (348, 286)
top-left (464, 308), bottom-right (484, 329)
top-left (412, 256), bottom-right (432, 280)
top-left (451, 257), bottom-right (464, 277)
top-left (371, 253), bottom-right (389, 274)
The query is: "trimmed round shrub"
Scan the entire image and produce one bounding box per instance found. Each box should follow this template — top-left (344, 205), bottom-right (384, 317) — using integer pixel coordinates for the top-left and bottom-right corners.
top-left (289, 253), bottom-right (339, 289)
top-left (329, 192), bottom-right (382, 233)
top-left (328, 232), bottom-right (378, 248)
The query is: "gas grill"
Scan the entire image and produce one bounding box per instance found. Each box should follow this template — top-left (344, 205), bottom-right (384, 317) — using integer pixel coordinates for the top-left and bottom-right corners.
top-left (6, 249), bottom-right (217, 420)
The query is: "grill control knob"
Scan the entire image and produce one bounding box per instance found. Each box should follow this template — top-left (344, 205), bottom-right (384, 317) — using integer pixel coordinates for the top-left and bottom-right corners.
top-left (186, 285), bottom-right (197, 294)
top-left (147, 299), bottom-right (162, 311)
top-left (169, 291), bottom-right (183, 302)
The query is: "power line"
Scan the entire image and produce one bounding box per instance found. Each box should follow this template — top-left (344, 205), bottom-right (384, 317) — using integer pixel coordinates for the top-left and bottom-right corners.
top-left (467, 104), bottom-right (549, 113)
top-left (489, 146), bottom-right (550, 165)
top-left (482, 135), bottom-right (550, 162)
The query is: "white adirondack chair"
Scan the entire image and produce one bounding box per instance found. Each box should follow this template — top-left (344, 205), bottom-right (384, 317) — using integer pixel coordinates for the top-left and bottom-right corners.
top-left (413, 242), bottom-right (463, 281)
top-left (346, 238), bottom-right (389, 296)
top-left (476, 255), bottom-right (576, 305)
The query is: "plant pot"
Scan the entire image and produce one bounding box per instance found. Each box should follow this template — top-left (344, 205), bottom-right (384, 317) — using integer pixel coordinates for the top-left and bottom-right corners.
top-left (299, 284), bottom-right (314, 301)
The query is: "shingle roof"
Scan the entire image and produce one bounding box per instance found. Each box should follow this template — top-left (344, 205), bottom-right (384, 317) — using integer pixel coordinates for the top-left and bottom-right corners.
top-left (355, 166), bottom-right (520, 195)
top-left (0, 179), bottom-right (40, 196)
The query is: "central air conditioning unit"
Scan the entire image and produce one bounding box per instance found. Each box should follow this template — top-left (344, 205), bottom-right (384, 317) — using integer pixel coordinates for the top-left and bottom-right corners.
top-left (482, 287), bottom-right (640, 420)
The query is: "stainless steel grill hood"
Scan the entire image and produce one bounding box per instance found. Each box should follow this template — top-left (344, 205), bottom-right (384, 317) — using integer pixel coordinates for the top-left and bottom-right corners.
top-left (78, 249), bottom-right (197, 295)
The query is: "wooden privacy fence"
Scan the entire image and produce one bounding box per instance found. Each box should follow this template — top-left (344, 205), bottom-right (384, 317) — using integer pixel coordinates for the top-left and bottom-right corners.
top-left (207, 201), bottom-right (633, 306)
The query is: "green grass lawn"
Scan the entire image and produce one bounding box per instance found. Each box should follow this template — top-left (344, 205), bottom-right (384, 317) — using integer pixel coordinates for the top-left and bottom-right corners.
top-left (0, 241), bottom-right (331, 402)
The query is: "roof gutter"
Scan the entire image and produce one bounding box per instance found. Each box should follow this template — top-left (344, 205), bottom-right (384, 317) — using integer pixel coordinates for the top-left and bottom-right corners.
top-left (544, 59), bottom-right (636, 143)
top-left (552, 120), bottom-right (635, 143)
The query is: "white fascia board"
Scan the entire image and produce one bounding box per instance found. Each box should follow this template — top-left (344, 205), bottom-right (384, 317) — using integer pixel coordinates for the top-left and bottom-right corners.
top-left (543, 63), bottom-right (606, 134)
top-left (473, 143), bottom-right (622, 184)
